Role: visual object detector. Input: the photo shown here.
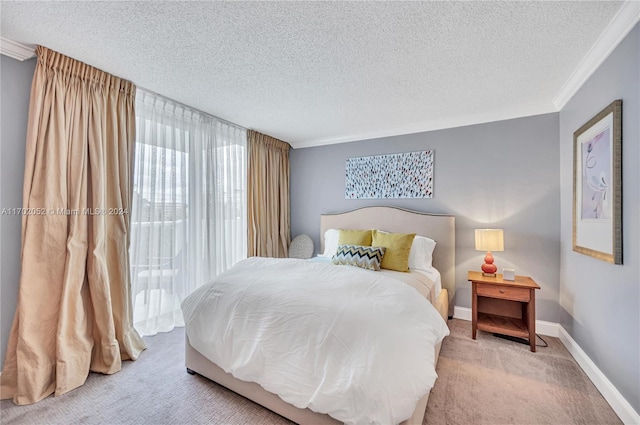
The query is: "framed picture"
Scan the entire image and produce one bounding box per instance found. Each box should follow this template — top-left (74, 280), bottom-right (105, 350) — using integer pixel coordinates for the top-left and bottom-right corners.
top-left (572, 99), bottom-right (622, 264)
top-left (345, 151), bottom-right (433, 199)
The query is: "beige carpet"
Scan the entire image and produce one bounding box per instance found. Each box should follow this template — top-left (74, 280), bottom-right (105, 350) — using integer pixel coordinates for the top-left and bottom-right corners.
top-left (425, 319), bottom-right (621, 425)
top-left (0, 319), bottom-right (621, 425)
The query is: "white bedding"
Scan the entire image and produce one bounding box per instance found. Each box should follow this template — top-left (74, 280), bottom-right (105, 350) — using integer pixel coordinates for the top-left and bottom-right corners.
top-left (416, 267), bottom-right (442, 298)
top-left (182, 257), bottom-right (449, 425)
top-left (311, 255), bottom-right (443, 298)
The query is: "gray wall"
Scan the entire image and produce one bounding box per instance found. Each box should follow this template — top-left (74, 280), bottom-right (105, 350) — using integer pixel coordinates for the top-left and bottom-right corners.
top-left (0, 55), bottom-right (36, 367)
top-left (290, 113), bottom-right (561, 322)
top-left (558, 24), bottom-right (639, 413)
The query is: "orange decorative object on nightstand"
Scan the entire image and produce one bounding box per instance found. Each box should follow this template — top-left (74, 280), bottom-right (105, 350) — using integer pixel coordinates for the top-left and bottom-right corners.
top-left (475, 229), bottom-right (504, 277)
top-left (481, 252), bottom-right (497, 274)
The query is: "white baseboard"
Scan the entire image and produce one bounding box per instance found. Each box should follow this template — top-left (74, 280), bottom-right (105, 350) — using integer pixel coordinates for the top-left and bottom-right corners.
top-left (453, 305), bottom-right (472, 321)
top-left (558, 327), bottom-right (640, 425)
top-left (452, 306), bottom-right (559, 337)
top-left (452, 305), bottom-right (639, 425)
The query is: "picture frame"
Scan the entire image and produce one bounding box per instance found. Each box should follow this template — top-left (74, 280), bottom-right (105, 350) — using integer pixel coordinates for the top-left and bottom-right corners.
top-left (345, 150), bottom-right (433, 199)
top-left (572, 99), bottom-right (622, 264)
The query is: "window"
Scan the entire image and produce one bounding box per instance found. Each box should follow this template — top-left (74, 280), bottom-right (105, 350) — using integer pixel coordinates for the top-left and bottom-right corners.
top-left (129, 90), bottom-right (247, 335)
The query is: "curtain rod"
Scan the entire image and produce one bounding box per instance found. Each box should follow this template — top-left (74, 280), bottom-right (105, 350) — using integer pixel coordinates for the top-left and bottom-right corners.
top-left (136, 85), bottom-right (248, 131)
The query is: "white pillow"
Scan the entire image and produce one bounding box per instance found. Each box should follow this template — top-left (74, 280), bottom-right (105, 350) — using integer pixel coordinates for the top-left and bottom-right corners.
top-left (408, 235), bottom-right (436, 271)
top-left (319, 228), bottom-right (340, 258)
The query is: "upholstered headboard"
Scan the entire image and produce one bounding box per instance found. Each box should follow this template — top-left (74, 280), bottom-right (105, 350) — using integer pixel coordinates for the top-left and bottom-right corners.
top-left (320, 206), bottom-right (455, 315)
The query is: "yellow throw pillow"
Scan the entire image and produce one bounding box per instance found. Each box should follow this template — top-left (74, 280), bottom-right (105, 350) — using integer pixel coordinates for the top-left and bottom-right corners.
top-left (372, 230), bottom-right (416, 272)
top-left (338, 229), bottom-right (373, 246)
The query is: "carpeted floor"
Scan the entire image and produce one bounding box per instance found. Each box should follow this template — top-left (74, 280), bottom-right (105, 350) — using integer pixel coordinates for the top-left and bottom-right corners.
top-left (425, 320), bottom-right (621, 425)
top-left (0, 319), bottom-right (621, 425)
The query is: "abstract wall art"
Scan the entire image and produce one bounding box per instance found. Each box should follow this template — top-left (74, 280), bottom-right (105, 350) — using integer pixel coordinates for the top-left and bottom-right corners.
top-left (345, 150), bottom-right (433, 199)
top-left (573, 99), bottom-right (622, 264)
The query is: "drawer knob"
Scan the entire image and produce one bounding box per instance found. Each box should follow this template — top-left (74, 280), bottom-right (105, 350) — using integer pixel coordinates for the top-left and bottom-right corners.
top-left (499, 289), bottom-right (505, 294)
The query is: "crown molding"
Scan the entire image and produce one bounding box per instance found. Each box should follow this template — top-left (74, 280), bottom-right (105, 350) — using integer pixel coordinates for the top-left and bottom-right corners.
top-left (291, 101), bottom-right (554, 149)
top-left (553, 1), bottom-right (640, 109)
top-left (0, 37), bottom-right (36, 61)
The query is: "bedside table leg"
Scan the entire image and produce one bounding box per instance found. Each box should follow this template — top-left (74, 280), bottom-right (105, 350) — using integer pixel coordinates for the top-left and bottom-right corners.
top-left (529, 289), bottom-right (536, 352)
top-left (472, 283), bottom-right (477, 340)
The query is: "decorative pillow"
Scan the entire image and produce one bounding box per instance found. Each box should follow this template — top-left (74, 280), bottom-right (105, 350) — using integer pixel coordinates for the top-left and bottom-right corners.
top-left (320, 228), bottom-right (340, 257)
top-left (338, 229), bottom-right (373, 247)
top-left (372, 230), bottom-right (416, 272)
top-left (332, 244), bottom-right (386, 271)
top-left (408, 235), bottom-right (437, 271)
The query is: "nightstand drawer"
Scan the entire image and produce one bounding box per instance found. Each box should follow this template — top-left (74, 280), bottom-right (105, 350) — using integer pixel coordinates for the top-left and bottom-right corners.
top-left (476, 284), bottom-right (530, 302)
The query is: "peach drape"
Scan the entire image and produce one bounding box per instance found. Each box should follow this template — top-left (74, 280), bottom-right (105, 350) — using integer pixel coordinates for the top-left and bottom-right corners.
top-left (0, 46), bottom-right (145, 405)
top-left (247, 130), bottom-right (291, 258)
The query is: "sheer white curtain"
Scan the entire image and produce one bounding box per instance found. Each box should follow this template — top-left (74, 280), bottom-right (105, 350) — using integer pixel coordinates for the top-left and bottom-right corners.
top-left (130, 89), bottom-right (247, 335)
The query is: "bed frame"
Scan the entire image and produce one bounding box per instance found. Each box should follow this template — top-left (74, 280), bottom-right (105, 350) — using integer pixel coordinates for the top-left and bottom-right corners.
top-left (319, 206), bottom-right (456, 318)
top-left (186, 206), bottom-right (455, 425)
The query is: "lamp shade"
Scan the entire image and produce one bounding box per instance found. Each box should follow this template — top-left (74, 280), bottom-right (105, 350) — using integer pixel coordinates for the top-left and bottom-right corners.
top-left (475, 229), bottom-right (504, 252)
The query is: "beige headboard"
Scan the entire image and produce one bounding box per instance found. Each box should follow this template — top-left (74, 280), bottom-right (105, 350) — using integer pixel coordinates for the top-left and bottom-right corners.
top-left (320, 206), bottom-right (455, 316)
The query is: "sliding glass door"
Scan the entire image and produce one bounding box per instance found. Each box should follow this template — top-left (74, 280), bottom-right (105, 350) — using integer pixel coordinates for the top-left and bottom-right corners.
top-left (129, 90), bottom-right (247, 335)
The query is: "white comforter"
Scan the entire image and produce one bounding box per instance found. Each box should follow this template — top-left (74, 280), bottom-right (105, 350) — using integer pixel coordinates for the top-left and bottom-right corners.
top-left (182, 257), bottom-right (449, 425)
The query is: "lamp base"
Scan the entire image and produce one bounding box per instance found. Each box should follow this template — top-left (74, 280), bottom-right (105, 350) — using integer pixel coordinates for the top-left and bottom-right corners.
top-left (481, 252), bottom-right (498, 276)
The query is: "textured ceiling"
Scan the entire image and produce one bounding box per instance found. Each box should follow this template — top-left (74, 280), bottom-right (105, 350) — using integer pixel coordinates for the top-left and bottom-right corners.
top-left (0, 1), bottom-right (626, 148)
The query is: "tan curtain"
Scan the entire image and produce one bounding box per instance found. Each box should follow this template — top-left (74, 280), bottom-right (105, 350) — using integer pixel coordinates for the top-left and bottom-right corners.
top-left (247, 130), bottom-right (291, 258)
top-left (0, 46), bottom-right (145, 405)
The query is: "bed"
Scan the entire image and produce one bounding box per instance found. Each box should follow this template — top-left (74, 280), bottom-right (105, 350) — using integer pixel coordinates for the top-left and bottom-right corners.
top-left (183, 206), bottom-right (455, 424)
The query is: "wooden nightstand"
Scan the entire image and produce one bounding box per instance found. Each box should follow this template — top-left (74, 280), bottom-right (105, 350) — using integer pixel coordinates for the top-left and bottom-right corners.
top-left (468, 271), bottom-right (541, 352)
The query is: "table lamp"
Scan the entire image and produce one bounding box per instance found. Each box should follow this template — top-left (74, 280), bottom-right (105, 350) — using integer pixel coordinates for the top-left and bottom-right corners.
top-left (475, 229), bottom-right (504, 277)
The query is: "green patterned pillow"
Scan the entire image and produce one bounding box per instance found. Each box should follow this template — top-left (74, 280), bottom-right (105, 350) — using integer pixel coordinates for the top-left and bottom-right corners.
top-left (332, 244), bottom-right (386, 271)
